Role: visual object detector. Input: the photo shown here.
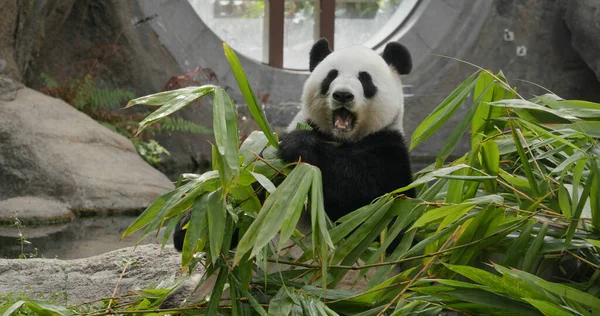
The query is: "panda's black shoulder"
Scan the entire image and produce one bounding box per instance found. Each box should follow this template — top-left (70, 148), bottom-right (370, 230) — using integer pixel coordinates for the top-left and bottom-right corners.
top-left (354, 128), bottom-right (409, 151)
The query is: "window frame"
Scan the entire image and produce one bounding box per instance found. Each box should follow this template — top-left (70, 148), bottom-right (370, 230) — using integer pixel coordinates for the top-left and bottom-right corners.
top-left (266, 0), bottom-right (335, 68)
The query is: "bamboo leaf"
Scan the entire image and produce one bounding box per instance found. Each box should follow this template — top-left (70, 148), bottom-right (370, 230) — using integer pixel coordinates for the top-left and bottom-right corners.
top-left (512, 127), bottom-right (540, 197)
top-left (121, 190), bottom-right (177, 239)
top-left (233, 164), bottom-right (312, 266)
top-left (590, 159), bottom-right (600, 231)
top-left (223, 42), bottom-right (279, 148)
top-left (182, 195), bottom-right (209, 267)
top-left (409, 204), bottom-right (475, 231)
top-left (250, 171), bottom-right (277, 193)
top-left (207, 189), bottom-right (226, 264)
top-left (585, 239), bottom-right (600, 248)
top-left (410, 71), bottom-right (479, 151)
top-left (522, 222), bottom-right (548, 272)
top-left (212, 87), bottom-right (240, 192)
top-left (489, 99), bottom-right (577, 121)
top-left (206, 267), bottom-right (229, 315)
top-left (501, 220), bottom-right (535, 267)
top-left (2, 301), bottom-right (25, 316)
top-left (565, 169), bottom-right (594, 248)
top-left (524, 298), bottom-right (573, 316)
top-left (137, 86), bottom-right (215, 133)
top-left (392, 164), bottom-right (470, 194)
top-left (22, 300), bottom-right (73, 316)
top-left (495, 265), bottom-right (600, 310)
top-left (126, 86), bottom-right (208, 107)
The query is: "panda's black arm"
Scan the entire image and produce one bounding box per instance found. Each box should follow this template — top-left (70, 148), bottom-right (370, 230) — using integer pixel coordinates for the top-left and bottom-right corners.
top-left (279, 129), bottom-right (414, 220)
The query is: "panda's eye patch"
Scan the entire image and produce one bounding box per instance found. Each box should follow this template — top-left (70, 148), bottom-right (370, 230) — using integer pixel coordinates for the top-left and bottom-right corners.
top-left (358, 71), bottom-right (377, 99)
top-left (320, 69), bottom-right (339, 95)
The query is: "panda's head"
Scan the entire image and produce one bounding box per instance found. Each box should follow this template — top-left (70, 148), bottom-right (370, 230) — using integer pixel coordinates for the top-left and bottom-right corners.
top-left (300, 39), bottom-right (412, 141)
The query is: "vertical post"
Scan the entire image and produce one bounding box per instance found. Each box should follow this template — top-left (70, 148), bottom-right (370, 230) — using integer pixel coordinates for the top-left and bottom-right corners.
top-left (319, 0), bottom-right (335, 50)
top-left (268, 0), bottom-right (284, 68)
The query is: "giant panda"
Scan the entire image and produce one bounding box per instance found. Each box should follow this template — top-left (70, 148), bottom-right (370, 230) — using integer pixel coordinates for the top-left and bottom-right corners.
top-left (280, 38), bottom-right (415, 222)
top-left (173, 38), bottom-right (415, 252)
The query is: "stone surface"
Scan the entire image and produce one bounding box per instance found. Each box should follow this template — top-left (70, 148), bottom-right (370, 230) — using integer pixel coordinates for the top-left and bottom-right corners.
top-left (564, 0), bottom-right (600, 82)
top-left (0, 244), bottom-right (199, 305)
top-left (0, 197), bottom-right (73, 226)
top-left (0, 79), bottom-right (174, 213)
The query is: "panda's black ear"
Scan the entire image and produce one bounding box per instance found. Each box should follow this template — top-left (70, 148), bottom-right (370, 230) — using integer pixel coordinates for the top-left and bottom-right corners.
top-left (309, 38), bottom-right (332, 72)
top-left (382, 42), bottom-right (412, 75)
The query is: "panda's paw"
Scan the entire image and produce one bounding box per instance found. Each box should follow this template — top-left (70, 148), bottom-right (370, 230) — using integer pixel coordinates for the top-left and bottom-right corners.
top-left (278, 130), bottom-right (322, 165)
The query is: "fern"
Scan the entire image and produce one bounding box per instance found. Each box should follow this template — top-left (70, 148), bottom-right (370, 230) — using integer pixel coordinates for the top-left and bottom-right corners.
top-left (40, 73), bottom-right (58, 88)
top-left (89, 88), bottom-right (135, 111)
top-left (157, 117), bottom-right (213, 135)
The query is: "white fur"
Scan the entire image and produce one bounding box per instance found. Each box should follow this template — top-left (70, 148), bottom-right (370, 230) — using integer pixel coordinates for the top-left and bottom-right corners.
top-left (287, 45), bottom-right (405, 141)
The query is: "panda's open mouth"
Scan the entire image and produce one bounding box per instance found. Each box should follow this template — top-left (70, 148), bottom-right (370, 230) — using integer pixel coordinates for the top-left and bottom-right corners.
top-left (332, 108), bottom-right (356, 131)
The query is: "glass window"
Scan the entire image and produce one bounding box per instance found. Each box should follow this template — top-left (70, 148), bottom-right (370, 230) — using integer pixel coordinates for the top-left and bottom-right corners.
top-left (189, 0), bottom-right (266, 63)
top-left (188, 0), bottom-right (418, 70)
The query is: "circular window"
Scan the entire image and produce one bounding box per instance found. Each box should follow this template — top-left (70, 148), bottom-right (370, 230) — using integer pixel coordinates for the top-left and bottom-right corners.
top-left (188, 0), bottom-right (419, 70)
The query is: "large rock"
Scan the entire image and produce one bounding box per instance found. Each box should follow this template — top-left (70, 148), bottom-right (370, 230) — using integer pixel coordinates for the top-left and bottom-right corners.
top-left (564, 0), bottom-right (600, 82)
top-left (0, 196), bottom-right (72, 226)
top-left (0, 77), bottom-right (174, 214)
top-left (0, 244), bottom-right (198, 305)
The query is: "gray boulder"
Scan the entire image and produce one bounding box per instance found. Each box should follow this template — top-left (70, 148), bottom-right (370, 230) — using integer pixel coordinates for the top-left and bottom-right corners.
top-left (0, 244), bottom-right (198, 305)
top-left (0, 196), bottom-right (72, 226)
top-left (0, 76), bottom-right (174, 217)
top-left (564, 0), bottom-right (600, 82)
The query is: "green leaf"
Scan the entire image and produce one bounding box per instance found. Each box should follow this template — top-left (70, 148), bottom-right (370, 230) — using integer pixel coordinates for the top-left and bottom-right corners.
top-left (212, 87), bottom-right (240, 192)
top-left (121, 190), bottom-right (177, 239)
top-left (589, 159), bottom-right (600, 231)
top-left (565, 168), bottom-right (594, 249)
top-left (229, 270), bottom-right (268, 316)
top-left (524, 298), bottom-right (573, 316)
top-left (223, 42), bottom-right (279, 148)
top-left (182, 195), bottom-right (209, 267)
top-left (206, 267), bottom-right (229, 316)
top-left (392, 164), bottom-right (470, 193)
top-left (23, 300), bottom-right (73, 316)
top-left (207, 189), bottom-right (226, 264)
top-left (310, 166), bottom-right (333, 291)
top-left (521, 222), bottom-right (547, 272)
top-left (410, 71), bottom-right (479, 151)
top-left (233, 164), bottom-right (313, 265)
top-left (497, 265), bottom-right (600, 310)
top-left (409, 204), bottom-right (475, 231)
top-left (489, 99), bottom-right (577, 121)
top-left (126, 86), bottom-right (204, 107)
top-left (585, 239), bottom-right (600, 248)
top-left (437, 73), bottom-right (497, 167)
top-left (501, 220), bottom-right (535, 267)
top-left (136, 86), bottom-right (215, 133)
top-left (250, 171), bottom-right (277, 193)
top-left (512, 127), bottom-right (540, 198)
top-left (2, 301), bottom-right (25, 316)
top-left (480, 140), bottom-right (499, 192)
top-left (444, 264), bottom-right (504, 290)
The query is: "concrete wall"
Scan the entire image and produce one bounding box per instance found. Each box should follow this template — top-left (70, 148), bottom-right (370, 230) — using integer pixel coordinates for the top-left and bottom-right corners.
top-left (137, 0), bottom-right (600, 170)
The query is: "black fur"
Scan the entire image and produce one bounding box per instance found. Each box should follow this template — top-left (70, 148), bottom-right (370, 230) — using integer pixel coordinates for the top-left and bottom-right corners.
top-left (173, 211), bottom-right (190, 252)
top-left (173, 40), bottom-right (415, 252)
top-left (382, 42), bottom-right (412, 75)
top-left (320, 70), bottom-right (338, 95)
top-left (358, 71), bottom-right (377, 99)
top-left (278, 123), bottom-right (415, 221)
top-left (309, 38), bottom-right (332, 72)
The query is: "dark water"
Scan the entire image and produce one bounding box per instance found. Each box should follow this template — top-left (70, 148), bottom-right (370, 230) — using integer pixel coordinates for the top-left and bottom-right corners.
top-left (0, 216), bottom-right (161, 259)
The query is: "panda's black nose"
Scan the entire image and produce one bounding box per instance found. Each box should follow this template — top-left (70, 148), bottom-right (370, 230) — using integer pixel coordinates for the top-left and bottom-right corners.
top-left (332, 91), bottom-right (354, 103)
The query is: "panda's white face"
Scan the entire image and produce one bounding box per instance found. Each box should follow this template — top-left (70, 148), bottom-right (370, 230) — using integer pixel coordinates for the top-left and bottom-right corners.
top-left (295, 43), bottom-right (408, 142)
